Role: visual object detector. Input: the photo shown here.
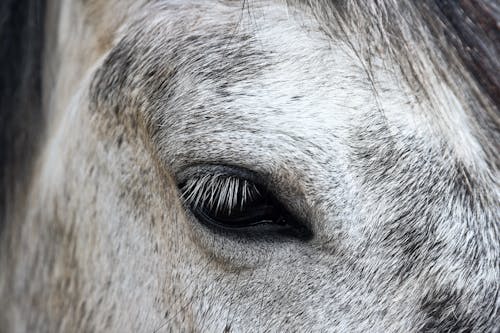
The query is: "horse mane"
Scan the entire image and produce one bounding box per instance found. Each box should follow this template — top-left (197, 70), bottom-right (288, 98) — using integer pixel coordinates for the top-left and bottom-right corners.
top-left (435, 0), bottom-right (499, 106)
top-left (0, 0), bottom-right (46, 227)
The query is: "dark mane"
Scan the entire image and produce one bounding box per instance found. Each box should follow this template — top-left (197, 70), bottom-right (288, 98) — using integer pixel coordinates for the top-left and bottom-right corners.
top-left (435, 0), bottom-right (499, 106)
top-left (0, 0), bottom-right (46, 227)
top-left (432, 0), bottom-right (500, 168)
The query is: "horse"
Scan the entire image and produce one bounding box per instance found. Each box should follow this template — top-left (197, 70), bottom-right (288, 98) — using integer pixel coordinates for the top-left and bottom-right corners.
top-left (1, 0), bottom-right (498, 331)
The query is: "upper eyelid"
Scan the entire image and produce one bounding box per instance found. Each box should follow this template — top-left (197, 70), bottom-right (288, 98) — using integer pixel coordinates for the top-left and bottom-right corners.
top-left (176, 164), bottom-right (266, 187)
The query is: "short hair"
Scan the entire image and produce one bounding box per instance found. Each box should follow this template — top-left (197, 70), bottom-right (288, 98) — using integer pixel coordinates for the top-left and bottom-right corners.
top-left (285, 0), bottom-right (498, 164)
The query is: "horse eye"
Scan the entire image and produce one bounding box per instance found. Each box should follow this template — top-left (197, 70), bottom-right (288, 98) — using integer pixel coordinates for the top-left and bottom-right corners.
top-left (179, 167), bottom-right (312, 240)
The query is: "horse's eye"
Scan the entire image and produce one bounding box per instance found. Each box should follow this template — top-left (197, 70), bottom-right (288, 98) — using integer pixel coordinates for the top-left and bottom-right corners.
top-left (179, 166), bottom-right (312, 240)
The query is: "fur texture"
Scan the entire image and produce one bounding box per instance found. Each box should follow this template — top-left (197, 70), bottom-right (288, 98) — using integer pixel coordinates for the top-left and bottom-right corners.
top-left (1, 0), bottom-right (499, 332)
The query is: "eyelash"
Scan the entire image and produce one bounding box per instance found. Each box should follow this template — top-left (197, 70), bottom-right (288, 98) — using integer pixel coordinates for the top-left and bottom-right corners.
top-left (180, 174), bottom-right (261, 215)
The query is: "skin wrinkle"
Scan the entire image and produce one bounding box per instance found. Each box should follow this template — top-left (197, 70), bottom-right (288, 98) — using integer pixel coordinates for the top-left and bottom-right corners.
top-left (0, 0), bottom-right (499, 332)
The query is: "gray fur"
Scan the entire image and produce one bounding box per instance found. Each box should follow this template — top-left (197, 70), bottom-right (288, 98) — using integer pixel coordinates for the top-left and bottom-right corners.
top-left (0, 0), bottom-right (498, 332)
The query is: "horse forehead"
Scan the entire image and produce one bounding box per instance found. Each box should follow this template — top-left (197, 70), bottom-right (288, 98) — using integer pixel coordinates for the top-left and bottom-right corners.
top-left (91, 1), bottom-right (480, 170)
top-left (164, 4), bottom-right (483, 170)
top-left (133, 11), bottom-right (423, 169)
top-left (135, 5), bottom-right (394, 133)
